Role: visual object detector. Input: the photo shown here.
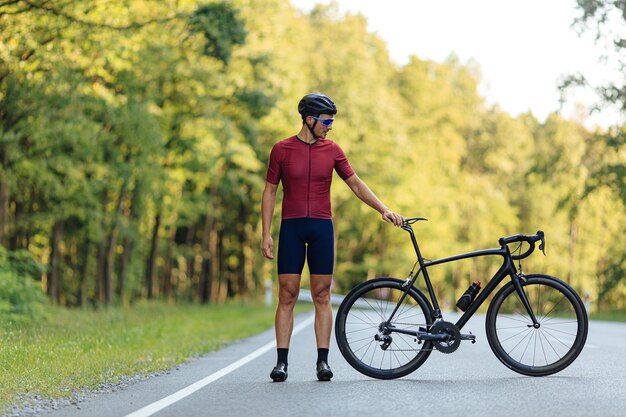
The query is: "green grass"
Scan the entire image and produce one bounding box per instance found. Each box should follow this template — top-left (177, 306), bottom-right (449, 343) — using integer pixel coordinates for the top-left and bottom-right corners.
top-left (0, 301), bottom-right (312, 411)
top-left (589, 310), bottom-right (626, 322)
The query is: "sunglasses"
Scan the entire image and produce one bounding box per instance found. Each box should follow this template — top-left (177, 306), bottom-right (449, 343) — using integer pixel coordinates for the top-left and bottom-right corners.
top-left (311, 116), bottom-right (334, 127)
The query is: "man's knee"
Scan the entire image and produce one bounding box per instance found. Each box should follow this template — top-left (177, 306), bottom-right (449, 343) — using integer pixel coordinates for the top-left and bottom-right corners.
top-left (277, 274), bottom-right (301, 307)
top-left (312, 287), bottom-right (331, 306)
top-left (278, 287), bottom-right (299, 307)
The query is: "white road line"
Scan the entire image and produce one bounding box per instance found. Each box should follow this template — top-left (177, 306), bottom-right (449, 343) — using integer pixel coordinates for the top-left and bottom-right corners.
top-left (124, 314), bottom-right (315, 417)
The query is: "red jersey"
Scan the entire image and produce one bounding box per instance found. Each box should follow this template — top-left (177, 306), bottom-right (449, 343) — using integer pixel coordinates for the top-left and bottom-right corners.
top-left (266, 136), bottom-right (355, 219)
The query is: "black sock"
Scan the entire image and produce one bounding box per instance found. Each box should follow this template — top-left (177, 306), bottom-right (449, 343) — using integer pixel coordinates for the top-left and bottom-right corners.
top-left (277, 348), bottom-right (288, 366)
top-left (317, 348), bottom-right (329, 365)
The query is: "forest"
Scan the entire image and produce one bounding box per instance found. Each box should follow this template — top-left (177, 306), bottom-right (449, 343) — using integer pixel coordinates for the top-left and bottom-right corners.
top-left (1, 0), bottom-right (624, 315)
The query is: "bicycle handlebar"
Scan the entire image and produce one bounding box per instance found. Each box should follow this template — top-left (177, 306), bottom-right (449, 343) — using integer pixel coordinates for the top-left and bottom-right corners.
top-left (403, 217), bottom-right (428, 225)
top-left (499, 230), bottom-right (545, 260)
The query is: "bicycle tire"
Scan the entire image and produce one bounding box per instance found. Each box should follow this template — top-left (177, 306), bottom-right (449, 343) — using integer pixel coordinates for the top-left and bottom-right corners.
top-left (486, 274), bottom-right (588, 376)
top-left (335, 278), bottom-right (434, 379)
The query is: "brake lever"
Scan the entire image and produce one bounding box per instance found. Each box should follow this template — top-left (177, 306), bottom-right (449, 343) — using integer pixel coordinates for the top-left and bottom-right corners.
top-left (537, 230), bottom-right (546, 255)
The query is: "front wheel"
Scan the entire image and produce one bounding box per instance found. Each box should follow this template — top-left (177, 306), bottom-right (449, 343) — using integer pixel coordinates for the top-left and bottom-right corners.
top-left (486, 274), bottom-right (588, 376)
top-left (335, 278), bottom-right (434, 379)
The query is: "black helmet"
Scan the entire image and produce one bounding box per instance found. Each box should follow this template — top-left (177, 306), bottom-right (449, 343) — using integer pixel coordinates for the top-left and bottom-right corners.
top-left (298, 93), bottom-right (337, 120)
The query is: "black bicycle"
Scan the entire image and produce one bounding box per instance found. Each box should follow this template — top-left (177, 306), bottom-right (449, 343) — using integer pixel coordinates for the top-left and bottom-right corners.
top-left (335, 217), bottom-right (588, 379)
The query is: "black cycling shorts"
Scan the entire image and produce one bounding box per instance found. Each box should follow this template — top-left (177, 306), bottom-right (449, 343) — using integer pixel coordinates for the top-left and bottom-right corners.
top-left (277, 218), bottom-right (334, 275)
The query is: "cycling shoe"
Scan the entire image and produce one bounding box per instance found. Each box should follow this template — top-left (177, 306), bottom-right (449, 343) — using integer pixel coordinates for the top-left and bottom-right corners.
top-left (270, 362), bottom-right (288, 382)
top-left (316, 361), bottom-right (333, 381)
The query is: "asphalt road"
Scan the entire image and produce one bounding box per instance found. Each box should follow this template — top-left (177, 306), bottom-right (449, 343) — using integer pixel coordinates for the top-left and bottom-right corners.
top-left (42, 311), bottom-right (626, 417)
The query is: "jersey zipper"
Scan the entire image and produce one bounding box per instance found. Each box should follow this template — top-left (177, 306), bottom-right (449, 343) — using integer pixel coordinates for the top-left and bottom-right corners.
top-left (306, 142), bottom-right (312, 217)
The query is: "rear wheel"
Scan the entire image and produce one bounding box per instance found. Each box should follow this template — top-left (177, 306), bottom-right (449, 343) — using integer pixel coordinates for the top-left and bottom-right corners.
top-left (335, 278), bottom-right (434, 379)
top-left (486, 274), bottom-right (588, 376)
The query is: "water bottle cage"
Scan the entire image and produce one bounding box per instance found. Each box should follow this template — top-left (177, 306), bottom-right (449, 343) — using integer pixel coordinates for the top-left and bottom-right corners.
top-left (403, 261), bottom-right (419, 288)
top-left (402, 275), bottom-right (412, 288)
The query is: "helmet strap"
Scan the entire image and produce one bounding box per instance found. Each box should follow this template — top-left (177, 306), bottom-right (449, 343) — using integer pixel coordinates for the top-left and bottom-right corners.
top-left (304, 115), bottom-right (318, 139)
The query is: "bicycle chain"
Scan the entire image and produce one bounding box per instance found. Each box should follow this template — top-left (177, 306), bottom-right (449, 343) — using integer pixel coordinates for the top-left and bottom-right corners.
top-left (380, 322), bottom-right (460, 353)
top-left (385, 348), bottom-right (437, 352)
top-left (384, 323), bottom-right (432, 351)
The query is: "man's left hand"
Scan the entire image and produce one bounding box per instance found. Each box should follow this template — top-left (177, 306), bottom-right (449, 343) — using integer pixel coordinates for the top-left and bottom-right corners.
top-left (382, 209), bottom-right (404, 227)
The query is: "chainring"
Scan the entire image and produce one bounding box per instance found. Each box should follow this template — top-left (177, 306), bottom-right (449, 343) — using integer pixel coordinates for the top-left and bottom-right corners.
top-left (430, 320), bottom-right (462, 354)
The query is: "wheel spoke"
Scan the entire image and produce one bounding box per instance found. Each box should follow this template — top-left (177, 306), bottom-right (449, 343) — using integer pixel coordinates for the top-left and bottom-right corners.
top-left (539, 328), bottom-right (563, 360)
top-left (498, 325), bottom-right (532, 344)
top-left (538, 329), bottom-right (549, 366)
top-left (345, 311), bottom-right (379, 328)
top-left (519, 327), bottom-right (535, 363)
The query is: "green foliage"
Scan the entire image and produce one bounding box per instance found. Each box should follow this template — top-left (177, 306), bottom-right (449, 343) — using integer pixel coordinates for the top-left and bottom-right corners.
top-left (566, 0), bottom-right (626, 113)
top-left (0, 247), bottom-right (46, 318)
top-left (0, 0), bottom-right (624, 313)
top-left (189, 3), bottom-right (247, 63)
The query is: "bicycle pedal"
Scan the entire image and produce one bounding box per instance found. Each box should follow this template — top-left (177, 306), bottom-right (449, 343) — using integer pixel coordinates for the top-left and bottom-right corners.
top-left (459, 332), bottom-right (476, 343)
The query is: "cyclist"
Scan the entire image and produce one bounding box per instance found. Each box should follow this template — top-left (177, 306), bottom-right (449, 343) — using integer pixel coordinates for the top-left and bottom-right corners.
top-left (261, 92), bottom-right (404, 382)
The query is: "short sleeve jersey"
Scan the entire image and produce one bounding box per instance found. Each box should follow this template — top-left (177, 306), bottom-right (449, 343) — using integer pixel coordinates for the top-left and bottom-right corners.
top-left (266, 136), bottom-right (355, 219)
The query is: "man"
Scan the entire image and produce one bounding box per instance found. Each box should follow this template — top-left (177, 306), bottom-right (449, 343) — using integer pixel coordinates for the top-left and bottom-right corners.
top-left (261, 93), bottom-right (403, 382)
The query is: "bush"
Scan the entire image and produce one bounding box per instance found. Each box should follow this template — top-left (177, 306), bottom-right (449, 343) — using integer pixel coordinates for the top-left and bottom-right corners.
top-left (0, 247), bottom-right (46, 319)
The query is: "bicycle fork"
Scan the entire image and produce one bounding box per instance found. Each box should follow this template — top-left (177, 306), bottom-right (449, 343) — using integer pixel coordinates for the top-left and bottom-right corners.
top-left (511, 271), bottom-right (540, 328)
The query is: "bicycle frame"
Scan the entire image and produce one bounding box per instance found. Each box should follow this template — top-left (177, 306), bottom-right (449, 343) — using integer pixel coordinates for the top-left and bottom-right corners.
top-left (394, 223), bottom-right (540, 331)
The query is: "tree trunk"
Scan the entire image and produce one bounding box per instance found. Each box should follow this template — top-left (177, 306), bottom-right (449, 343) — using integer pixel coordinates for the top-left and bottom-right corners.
top-left (208, 224), bottom-right (220, 303)
top-left (48, 220), bottom-right (64, 304)
top-left (241, 224), bottom-right (256, 296)
top-left (117, 237), bottom-right (131, 305)
top-left (162, 222), bottom-right (177, 302)
top-left (0, 145), bottom-right (9, 245)
top-left (118, 178), bottom-right (142, 305)
top-left (105, 178), bottom-right (128, 305)
top-left (568, 219), bottom-right (577, 285)
top-left (145, 212), bottom-right (161, 299)
top-left (0, 180), bottom-right (7, 245)
top-left (78, 239), bottom-right (91, 307)
top-left (214, 228), bottom-right (226, 303)
top-left (184, 221), bottom-right (199, 301)
top-left (96, 240), bottom-right (107, 304)
top-left (236, 202), bottom-right (252, 297)
top-left (0, 149), bottom-right (8, 245)
top-left (104, 235), bottom-right (115, 305)
top-left (96, 191), bottom-right (109, 304)
top-left (8, 200), bottom-right (23, 250)
top-left (199, 212), bottom-right (215, 303)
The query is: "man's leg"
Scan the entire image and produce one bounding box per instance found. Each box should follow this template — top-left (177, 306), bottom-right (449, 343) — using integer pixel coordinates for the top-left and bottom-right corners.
top-left (310, 274), bottom-right (333, 348)
top-left (311, 274), bottom-right (334, 381)
top-left (271, 218), bottom-right (306, 382)
top-left (275, 273), bottom-right (301, 348)
top-left (270, 273), bottom-right (300, 382)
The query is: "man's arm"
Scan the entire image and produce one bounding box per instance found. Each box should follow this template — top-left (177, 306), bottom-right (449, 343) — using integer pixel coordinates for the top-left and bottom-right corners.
top-left (261, 181), bottom-right (278, 259)
top-left (344, 174), bottom-right (403, 226)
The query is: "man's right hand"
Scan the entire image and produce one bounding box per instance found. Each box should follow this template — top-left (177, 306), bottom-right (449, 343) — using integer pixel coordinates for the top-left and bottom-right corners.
top-left (262, 235), bottom-right (274, 259)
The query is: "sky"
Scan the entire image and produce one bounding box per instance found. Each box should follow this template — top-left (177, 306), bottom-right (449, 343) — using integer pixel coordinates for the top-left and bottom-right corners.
top-left (290, 0), bottom-right (623, 129)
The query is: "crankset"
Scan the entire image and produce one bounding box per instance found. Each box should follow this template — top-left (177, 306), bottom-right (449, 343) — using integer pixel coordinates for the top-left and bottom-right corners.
top-left (430, 320), bottom-right (462, 354)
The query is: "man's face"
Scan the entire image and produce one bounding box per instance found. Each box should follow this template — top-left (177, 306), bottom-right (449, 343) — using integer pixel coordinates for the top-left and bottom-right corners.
top-left (308, 113), bottom-right (334, 139)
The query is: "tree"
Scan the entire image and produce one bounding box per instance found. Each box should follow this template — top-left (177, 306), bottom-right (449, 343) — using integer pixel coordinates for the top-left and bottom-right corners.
top-left (561, 0), bottom-right (625, 208)
top-left (564, 0), bottom-right (626, 115)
